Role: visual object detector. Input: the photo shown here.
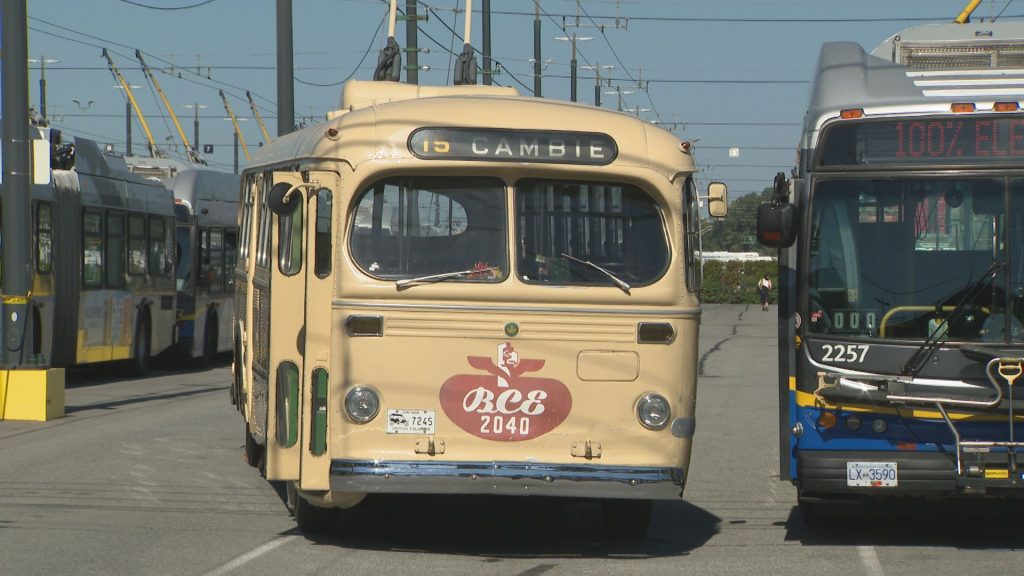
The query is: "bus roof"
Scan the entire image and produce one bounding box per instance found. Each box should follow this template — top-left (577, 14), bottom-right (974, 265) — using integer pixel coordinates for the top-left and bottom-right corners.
top-left (804, 22), bottom-right (1024, 137)
top-left (248, 80), bottom-right (694, 182)
top-left (166, 168), bottom-right (240, 226)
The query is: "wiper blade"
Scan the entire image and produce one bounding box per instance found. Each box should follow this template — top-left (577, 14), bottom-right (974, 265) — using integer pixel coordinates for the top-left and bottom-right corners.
top-left (560, 253), bottom-right (631, 294)
top-left (395, 266), bottom-right (500, 289)
top-left (901, 260), bottom-right (1006, 378)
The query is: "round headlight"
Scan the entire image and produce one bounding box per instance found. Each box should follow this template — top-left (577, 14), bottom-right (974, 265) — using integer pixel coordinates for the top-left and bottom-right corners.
top-left (345, 387), bottom-right (380, 423)
top-left (871, 418), bottom-right (888, 434)
top-left (636, 393), bottom-right (671, 430)
top-left (845, 415), bottom-right (862, 431)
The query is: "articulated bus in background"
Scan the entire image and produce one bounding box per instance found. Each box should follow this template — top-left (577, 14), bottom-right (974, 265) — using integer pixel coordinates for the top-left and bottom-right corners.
top-left (233, 79), bottom-right (728, 536)
top-left (167, 169), bottom-right (239, 362)
top-left (758, 21), bottom-right (1024, 520)
top-left (126, 157), bottom-right (239, 363)
top-left (0, 129), bottom-right (177, 374)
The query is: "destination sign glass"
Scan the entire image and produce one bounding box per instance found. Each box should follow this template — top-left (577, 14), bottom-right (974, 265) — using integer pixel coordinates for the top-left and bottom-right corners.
top-left (409, 128), bottom-right (617, 165)
top-left (818, 115), bottom-right (1024, 167)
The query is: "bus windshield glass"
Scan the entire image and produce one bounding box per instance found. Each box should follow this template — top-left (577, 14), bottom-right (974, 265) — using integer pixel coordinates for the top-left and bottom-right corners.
top-left (350, 177), bottom-right (507, 281)
top-left (516, 180), bottom-right (668, 286)
top-left (807, 177), bottom-right (1024, 342)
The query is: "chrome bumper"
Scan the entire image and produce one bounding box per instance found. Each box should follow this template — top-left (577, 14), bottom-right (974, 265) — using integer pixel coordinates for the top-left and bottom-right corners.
top-left (330, 460), bottom-right (685, 500)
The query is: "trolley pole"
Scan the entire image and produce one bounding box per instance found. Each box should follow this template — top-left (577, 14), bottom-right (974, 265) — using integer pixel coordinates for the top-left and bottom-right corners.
top-left (1, 0), bottom-right (32, 368)
top-left (276, 0), bottom-right (295, 136)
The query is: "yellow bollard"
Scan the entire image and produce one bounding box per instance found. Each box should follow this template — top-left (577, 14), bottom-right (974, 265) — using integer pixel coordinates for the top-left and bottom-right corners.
top-left (0, 368), bottom-right (65, 421)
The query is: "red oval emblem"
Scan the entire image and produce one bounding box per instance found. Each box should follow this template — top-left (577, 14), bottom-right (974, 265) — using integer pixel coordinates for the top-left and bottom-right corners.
top-left (439, 343), bottom-right (572, 441)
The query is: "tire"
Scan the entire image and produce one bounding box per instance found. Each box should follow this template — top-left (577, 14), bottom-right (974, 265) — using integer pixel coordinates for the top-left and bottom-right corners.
top-left (243, 423), bottom-right (263, 469)
top-left (287, 482), bottom-right (337, 534)
top-left (601, 499), bottom-right (652, 540)
top-left (202, 311), bottom-right (218, 366)
top-left (128, 313), bottom-right (152, 376)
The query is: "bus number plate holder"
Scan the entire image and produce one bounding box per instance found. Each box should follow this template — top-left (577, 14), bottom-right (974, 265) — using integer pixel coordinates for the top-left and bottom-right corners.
top-left (847, 461), bottom-right (898, 487)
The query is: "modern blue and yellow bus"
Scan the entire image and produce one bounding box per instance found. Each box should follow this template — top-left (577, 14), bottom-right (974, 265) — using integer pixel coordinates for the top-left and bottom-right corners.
top-left (759, 21), bottom-right (1024, 520)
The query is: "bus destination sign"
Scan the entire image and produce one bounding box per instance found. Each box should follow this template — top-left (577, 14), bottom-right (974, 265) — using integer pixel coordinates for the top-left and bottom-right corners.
top-left (409, 128), bottom-right (617, 165)
top-left (818, 115), bottom-right (1024, 167)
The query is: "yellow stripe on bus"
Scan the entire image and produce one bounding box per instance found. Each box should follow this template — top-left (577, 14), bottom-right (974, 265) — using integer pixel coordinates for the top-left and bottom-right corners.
top-left (793, 388), bottom-right (1024, 421)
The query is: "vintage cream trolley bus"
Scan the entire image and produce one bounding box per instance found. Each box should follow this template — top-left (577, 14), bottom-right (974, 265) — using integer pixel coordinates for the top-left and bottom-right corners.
top-left (233, 80), bottom-right (727, 536)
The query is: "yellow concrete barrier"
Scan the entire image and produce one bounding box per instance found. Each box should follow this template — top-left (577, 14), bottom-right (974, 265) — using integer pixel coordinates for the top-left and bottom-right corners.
top-left (0, 368), bottom-right (65, 421)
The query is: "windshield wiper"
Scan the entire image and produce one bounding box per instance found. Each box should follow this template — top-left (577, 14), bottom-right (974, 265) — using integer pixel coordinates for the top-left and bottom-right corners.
top-left (395, 266), bottom-right (500, 290)
top-left (560, 253), bottom-right (631, 294)
top-left (901, 260), bottom-right (1007, 378)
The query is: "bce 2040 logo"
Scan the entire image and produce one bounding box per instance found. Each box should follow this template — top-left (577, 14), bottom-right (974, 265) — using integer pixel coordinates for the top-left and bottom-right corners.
top-left (439, 343), bottom-right (572, 441)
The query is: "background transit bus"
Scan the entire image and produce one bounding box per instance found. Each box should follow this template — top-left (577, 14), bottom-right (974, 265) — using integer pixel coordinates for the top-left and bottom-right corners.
top-left (758, 20), bottom-right (1024, 520)
top-left (232, 78), bottom-right (727, 536)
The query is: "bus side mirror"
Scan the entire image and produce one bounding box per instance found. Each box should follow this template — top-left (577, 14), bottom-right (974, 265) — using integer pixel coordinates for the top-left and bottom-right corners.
top-left (269, 182), bottom-right (301, 216)
top-left (757, 172), bottom-right (797, 248)
top-left (706, 181), bottom-right (728, 218)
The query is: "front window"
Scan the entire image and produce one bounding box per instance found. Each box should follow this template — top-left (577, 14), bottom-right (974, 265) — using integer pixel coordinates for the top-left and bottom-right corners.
top-left (516, 180), bottom-right (668, 286)
top-left (807, 177), bottom-right (1024, 343)
top-left (350, 177), bottom-right (507, 281)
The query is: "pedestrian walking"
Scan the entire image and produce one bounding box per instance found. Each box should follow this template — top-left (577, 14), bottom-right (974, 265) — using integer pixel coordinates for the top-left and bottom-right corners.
top-left (757, 273), bottom-right (772, 311)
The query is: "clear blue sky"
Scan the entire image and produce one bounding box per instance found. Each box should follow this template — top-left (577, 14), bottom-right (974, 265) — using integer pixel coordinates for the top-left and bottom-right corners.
top-left (21, 0), bottom-right (1023, 193)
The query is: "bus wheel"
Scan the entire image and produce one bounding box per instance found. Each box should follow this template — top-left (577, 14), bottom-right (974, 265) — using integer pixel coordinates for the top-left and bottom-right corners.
top-left (287, 482), bottom-right (337, 534)
top-left (128, 313), bottom-right (152, 376)
top-left (243, 423), bottom-right (263, 469)
top-left (202, 312), bottom-right (218, 365)
top-left (601, 499), bottom-right (652, 539)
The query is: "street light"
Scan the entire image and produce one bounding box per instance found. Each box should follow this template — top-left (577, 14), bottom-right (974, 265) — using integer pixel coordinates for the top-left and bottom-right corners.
top-left (28, 57), bottom-right (59, 120)
top-left (183, 103), bottom-right (208, 151)
top-left (114, 84), bottom-right (143, 156)
top-left (604, 87), bottom-right (634, 112)
top-left (554, 35), bottom-right (592, 102)
top-left (581, 64), bottom-right (613, 106)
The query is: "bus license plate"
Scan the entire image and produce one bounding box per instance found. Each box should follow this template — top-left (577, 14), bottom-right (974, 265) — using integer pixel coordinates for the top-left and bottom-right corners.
top-left (847, 461), bottom-right (898, 487)
top-left (386, 409), bottom-right (436, 434)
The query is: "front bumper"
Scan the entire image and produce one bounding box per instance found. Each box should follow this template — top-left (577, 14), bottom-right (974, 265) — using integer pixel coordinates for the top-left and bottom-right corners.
top-left (330, 460), bottom-right (685, 500)
top-left (799, 450), bottom-right (1024, 497)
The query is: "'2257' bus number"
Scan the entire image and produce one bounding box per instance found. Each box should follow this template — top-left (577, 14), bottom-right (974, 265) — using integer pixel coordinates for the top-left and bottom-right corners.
top-left (821, 343), bottom-right (870, 363)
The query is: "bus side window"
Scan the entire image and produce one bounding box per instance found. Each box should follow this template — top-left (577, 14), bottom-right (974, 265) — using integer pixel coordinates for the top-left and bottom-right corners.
top-left (224, 229), bottom-right (237, 291)
top-left (314, 190), bottom-right (332, 278)
top-left (128, 214), bottom-right (146, 276)
top-left (148, 216), bottom-right (168, 276)
top-left (82, 210), bottom-right (104, 288)
top-left (36, 202), bottom-right (53, 274)
top-left (106, 211), bottom-right (126, 288)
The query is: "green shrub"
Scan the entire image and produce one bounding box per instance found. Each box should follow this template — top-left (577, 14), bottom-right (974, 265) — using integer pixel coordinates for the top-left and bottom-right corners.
top-left (700, 259), bottom-right (778, 304)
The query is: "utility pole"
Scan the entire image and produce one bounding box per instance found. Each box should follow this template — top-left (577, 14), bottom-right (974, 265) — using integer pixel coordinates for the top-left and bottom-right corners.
top-left (533, 1), bottom-right (542, 97)
top-left (28, 56), bottom-right (58, 121)
top-left (582, 64), bottom-right (613, 107)
top-left (276, 0), bottom-right (295, 136)
top-left (125, 102), bottom-right (132, 155)
top-left (2, 0), bottom-right (32, 367)
top-left (556, 33), bottom-right (591, 103)
top-left (406, 0), bottom-right (419, 84)
top-left (482, 0), bottom-right (492, 85)
top-left (183, 103), bottom-right (207, 152)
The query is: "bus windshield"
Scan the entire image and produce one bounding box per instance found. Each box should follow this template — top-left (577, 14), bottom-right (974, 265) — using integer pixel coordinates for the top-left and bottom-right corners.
top-left (807, 176), bottom-right (1024, 342)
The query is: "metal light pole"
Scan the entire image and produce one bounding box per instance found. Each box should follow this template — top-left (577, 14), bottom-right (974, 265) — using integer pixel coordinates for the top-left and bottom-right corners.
top-left (533, 1), bottom-right (542, 97)
top-left (582, 64), bottom-right (613, 107)
top-left (28, 56), bottom-right (59, 121)
top-left (276, 0), bottom-right (295, 136)
top-left (183, 103), bottom-right (207, 151)
top-left (555, 34), bottom-right (591, 103)
top-left (2, 0), bottom-right (32, 367)
top-left (114, 84), bottom-right (141, 156)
